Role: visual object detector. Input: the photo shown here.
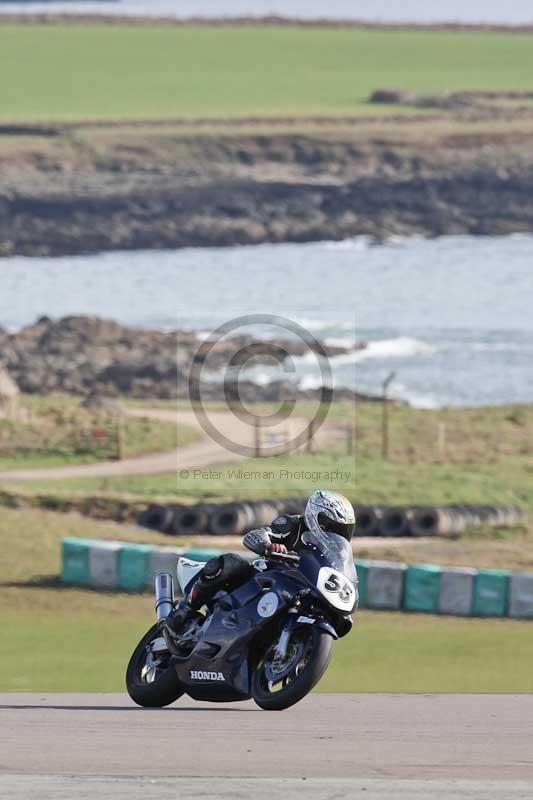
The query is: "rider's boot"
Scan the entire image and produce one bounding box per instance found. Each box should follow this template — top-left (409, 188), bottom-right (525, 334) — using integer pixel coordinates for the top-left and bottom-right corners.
top-left (161, 599), bottom-right (200, 635)
top-left (161, 556), bottom-right (227, 636)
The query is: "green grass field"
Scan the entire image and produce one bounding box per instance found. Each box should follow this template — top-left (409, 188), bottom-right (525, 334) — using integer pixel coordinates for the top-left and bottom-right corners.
top-left (16, 451), bottom-right (355, 499)
top-left (0, 395), bottom-right (199, 469)
top-left (1, 25), bottom-right (533, 120)
top-left (1, 504), bottom-right (533, 692)
top-left (13, 403), bottom-right (532, 522)
top-left (3, 601), bottom-right (532, 693)
top-left (3, 402), bottom-right (533, 567)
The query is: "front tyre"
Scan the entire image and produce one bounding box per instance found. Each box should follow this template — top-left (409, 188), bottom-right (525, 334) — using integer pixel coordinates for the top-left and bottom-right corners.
top-left (126, 623), bottom-right (184, 708)
top-left (252, 625), bottom-right (333, 711)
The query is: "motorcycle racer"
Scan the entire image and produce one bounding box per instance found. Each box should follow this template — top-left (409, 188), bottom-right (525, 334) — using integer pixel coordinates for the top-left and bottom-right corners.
top-left (163, 490), bottom-right (355, 635)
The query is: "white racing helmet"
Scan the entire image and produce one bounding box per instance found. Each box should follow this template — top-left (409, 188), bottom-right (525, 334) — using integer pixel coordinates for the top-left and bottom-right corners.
top-left (305, 490), bottom-right (356, 542)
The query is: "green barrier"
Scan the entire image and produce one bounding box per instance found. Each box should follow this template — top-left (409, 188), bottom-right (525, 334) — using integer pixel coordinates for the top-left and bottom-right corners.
top-left (473, 569), bottom-right (510, 617)
top-left (117, 543), bottom-right (151, 592)
top-left (354, 560), bottom-right (368, 608)
top-left (404, 564), bottom-right (441, 613)
top-left (61, 538), bottom-right (91, 586)
top-left (58, 538), bottom-right (532, 620)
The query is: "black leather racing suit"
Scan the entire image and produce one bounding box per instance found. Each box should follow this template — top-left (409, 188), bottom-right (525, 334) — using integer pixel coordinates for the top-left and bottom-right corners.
top-left (186, 514), bottom-right (307, 610)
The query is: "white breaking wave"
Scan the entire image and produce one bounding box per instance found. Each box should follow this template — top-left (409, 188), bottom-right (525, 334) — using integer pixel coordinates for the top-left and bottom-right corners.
top-left (390, 382), bottom-right (441, 409)
top-left (299, 374), bottom-right (325, 391)
top-left (293, 318), bottom-right (355, 334)
top-left (354, 337), bottom-right (436, 361)
top-left (322, 237), bottom-right (372, 252)
top-left (324, 336), bottom-right (358, 349)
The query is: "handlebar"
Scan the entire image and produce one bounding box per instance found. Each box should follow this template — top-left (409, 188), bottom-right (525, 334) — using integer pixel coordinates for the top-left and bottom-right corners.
top-left (266, 549), bottom-right (300, 564)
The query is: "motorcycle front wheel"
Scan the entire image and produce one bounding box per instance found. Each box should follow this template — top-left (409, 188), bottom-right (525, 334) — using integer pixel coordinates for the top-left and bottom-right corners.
top-left (252, 625), bottom-right (333, 711)
top-left (126, 623), bottom-right (184, 708)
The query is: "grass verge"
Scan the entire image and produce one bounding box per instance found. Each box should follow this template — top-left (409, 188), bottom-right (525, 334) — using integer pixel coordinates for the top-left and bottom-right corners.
top-left (2, 25), bottom-right (533, 120)
top-left (0, 394), bottom-right (199, 469)
top-left (2, 599), bottom-right (532, 693)
top-left (14, 450), bottom-right (355, 499)
top-left (1, 505), bottom-right (532, 692)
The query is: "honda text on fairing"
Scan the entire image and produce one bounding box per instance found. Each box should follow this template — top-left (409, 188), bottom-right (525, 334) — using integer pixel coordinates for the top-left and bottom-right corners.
top-left (126, 528), bottom-right (357, 711)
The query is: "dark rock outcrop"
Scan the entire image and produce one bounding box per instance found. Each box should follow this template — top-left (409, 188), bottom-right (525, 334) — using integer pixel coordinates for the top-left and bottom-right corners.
top-left (1, 316), bottom-right (362, 402)
top-left (2, 114), bottom-right (533, 257)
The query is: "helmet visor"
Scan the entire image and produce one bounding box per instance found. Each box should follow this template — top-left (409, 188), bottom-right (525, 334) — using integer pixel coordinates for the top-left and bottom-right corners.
top-left (317, 512), bottom-right (355, 542)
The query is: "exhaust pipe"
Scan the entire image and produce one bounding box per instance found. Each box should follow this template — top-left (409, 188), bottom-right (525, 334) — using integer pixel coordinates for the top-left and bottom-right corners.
top-left (155, 572), bottom-right (174, 622)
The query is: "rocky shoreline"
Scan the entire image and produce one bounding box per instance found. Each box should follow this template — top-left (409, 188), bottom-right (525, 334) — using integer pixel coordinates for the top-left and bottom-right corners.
top-left (3, 15), bottom-right (533, 33)
top-left (2, 97), bottom-right (533, 257)
top-left (0, 315), bottom-right (363, 403)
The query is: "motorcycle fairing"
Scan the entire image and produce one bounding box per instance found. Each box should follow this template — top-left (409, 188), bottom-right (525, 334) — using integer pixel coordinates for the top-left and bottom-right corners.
top-left (298, 548), bottom-right (358, 614)
top-left (177, 558), bottom-right (206, 595)
top-left (173, 569), bottom-right (307, 702)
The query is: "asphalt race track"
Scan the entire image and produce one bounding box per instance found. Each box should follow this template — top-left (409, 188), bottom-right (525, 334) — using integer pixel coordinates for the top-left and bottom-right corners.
top-left (2, 693), bottom-right (533, 799)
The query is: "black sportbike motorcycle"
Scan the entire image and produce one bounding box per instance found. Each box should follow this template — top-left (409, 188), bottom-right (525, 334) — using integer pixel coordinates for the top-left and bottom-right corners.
top-left (126, 529), bottom-right (357, 711)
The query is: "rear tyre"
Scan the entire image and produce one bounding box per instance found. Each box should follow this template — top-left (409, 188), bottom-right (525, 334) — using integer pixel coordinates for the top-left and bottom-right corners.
top-left (126, 623), bottom-right (184, 708)
top-left (252, 625), bottom-right (333, 711)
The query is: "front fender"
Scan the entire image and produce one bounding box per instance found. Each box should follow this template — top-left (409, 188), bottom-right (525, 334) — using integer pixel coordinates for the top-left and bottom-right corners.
top-left (295, 614), bottom-right (339, 640)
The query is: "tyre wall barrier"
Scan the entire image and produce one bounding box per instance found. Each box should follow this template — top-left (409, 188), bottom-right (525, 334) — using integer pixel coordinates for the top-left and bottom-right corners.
top-left (137, 498), bottom-right (306, 537)
top-left (61, 538), bottom-right (533, 619)
top-left (61, 538), bottom-right (253, 593)
top-left (472, 568), bottom-right (510, 617)
top-left (137, 500), bottom-right (526, 539)
top-left (356, 559), bottom-right (406, 610)
top-left (438, 567), bottom-right (477, 616)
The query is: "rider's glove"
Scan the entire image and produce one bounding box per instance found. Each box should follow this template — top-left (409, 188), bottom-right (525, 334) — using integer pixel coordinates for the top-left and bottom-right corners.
top-left (268, 542), bottom-right (289, 555)
top-left (243, 528), bottom-right (272, 556)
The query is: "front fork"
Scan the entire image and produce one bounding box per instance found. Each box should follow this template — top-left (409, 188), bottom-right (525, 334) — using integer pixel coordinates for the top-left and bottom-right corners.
top-left (274, 590), bottom-right (340, 658)
top-left (272, 591), bottom-right (308, 660)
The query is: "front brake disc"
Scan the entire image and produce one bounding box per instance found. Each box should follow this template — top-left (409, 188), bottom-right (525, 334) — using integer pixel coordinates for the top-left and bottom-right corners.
top-left (264, 640), bottom-right (304, 682)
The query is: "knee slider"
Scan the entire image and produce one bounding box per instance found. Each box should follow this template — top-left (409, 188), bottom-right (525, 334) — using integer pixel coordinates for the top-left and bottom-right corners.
top-left (202, 556), bottom-right (224, 582)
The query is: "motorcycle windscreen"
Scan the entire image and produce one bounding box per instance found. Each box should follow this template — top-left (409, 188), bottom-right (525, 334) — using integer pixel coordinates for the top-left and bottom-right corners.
top-left (301, 530), bottom-right (357, 584)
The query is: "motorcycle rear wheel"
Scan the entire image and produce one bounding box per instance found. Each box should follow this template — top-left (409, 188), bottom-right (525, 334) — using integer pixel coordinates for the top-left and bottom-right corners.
top-left (126, 623), bottom-right (184, 708)
top-left (252, 626), bottom-right (333, 711)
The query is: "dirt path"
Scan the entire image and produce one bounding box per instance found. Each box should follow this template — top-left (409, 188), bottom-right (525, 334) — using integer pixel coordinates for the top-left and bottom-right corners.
top-left (0, 406), bottom-right (333, 481)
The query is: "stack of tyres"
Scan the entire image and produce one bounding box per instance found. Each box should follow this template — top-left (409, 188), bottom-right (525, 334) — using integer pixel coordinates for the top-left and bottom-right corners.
top-left (137, 504), bottom-right (175, 534)
top-left (208, 501), bottom-right (257, 536)
top-left (353, 505), bottom-right (386, 537)
top-left (277, 497), bottom-right (307, 516)
top-left (379, 506), bottom-right (413, 537)
top-left (170, 504), bottom-right (213, 536)
top-left (136, 500), bottom-right (526, 538)
top-left (409, 507), bottom-right (461, 538)
top-left (137, 497), bottom-right (308, 536)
